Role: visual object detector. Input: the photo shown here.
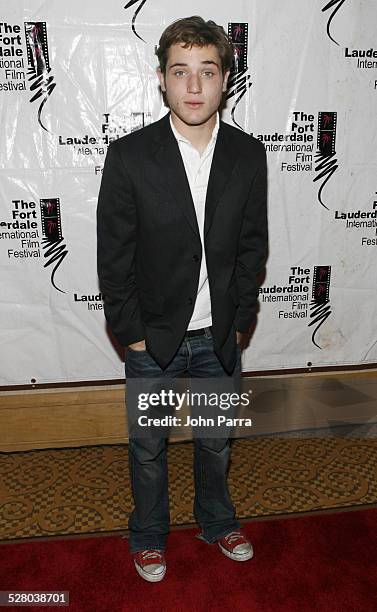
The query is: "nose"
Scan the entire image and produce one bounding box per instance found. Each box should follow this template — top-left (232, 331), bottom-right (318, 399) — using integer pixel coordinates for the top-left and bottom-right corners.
top-left (187, 73), bottom-right (201, 94)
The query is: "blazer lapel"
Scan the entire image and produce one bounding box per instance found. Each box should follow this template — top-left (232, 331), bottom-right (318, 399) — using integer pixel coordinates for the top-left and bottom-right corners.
top-left (204, 122), bottom-right (238, 237)
top-left (151, 114), bottom-right (238, 240)
top-left (152, 114), bottom-right (200, 239)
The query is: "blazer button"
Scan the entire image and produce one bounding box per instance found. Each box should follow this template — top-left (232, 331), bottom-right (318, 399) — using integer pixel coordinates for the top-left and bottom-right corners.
top-left (188, 297), bottom-right (193, 305)
top-left (193, 254), bottom-right (199, 262)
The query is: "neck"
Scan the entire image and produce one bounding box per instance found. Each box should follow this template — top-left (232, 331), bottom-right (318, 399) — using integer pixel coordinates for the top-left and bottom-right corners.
top-left (170, 111), bottom-right (217, 155)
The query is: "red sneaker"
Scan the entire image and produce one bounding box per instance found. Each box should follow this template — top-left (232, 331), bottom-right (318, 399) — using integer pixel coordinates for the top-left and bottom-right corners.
top-left (218, 530), bottom-right (254, 561)
top-left (134, 549), bottom-right (166, 582)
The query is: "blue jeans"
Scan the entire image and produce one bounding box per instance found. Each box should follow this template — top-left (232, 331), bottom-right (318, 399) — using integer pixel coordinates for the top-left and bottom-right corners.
top-left (125, 327), bottom-right (241, 553)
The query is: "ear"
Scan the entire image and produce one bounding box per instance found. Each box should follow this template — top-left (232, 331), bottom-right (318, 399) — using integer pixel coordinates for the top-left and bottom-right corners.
top-left (156, 67), bottom-right (166, 92)
top-left (222, 69), bottom-right (230, 92)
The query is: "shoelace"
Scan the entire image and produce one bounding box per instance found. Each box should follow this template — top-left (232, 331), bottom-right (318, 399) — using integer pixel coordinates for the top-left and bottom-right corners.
top-left (141, 550), bottom-right (163, 561)
top-left (224, 531), bottom-right (245, 544)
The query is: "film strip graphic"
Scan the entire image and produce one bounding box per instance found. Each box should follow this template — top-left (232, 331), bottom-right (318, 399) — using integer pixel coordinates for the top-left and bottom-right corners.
top-left (309, 266), bottom-right (332, 348)
top-left (40, 199), bottom-right (62, 243)
top-left (317, 112), bottom-right (337, 156)
top-left (314, 112), bottom-right (338, 210)
top-left (228, 22), bottom-right (249, 73)
top-left (130, 111), bottom-right (152, 132)
top-left (24, 22), bottom-right (50, 77)
top-left (24, 22), bottom-right (56, 133)
top-left (226, 23), bottom-right (252, 131)
top-left (312, 266), bottom-right (331, 305)
top-left (39, 198), bottom-right (68, 294)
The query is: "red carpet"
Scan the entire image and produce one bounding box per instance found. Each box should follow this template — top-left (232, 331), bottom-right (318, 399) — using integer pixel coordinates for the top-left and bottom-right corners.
top-left (1, 508), bottom-right (376, 612)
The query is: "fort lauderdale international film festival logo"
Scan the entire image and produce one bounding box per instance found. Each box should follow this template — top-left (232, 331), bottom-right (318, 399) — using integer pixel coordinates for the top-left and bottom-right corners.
top-left (309, 266), bottom-right (332, 348)
top-left (39, 198), bottom-right (68, 293)
top-left (259, 265), bottom-right (333, 350)
top-left (1, 197), bottom-right (68, 293)
top-left (0, 21), bottom-right (57, 132)
top-left (24, 21), bottom-right (56, 132)
top-left (314, 111), bottom-right (338, 210)
top-left (252, 109), bottom-right (339, 210)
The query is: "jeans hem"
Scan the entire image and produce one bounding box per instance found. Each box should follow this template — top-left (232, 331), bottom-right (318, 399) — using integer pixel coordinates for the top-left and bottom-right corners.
top-left (199, 521), bottom-right (242, 544)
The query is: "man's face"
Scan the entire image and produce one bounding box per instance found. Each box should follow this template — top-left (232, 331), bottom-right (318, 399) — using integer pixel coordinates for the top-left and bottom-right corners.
top-left (157, 43), bottom-right (229, 127)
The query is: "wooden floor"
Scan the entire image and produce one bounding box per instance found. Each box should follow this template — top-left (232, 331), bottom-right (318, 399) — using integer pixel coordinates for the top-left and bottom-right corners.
top-left (1, 369), bottom-right (377, 452)
top-left (0, 386), bottom-right (127, 451)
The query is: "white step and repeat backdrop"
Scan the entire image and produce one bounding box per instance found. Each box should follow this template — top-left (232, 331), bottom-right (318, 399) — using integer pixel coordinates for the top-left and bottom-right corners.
top-left (0, 1), bottom-right (376, 385)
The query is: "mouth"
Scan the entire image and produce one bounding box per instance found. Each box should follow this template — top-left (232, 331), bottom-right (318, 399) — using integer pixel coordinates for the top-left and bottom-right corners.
top-left (184, 101), bottom-right (204, 109)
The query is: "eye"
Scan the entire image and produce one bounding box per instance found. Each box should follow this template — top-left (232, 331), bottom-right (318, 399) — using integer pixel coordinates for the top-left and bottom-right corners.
top-left (173, 70), bottom-right (186, 77)
top-left (203, 71), bottom-right (214, 77)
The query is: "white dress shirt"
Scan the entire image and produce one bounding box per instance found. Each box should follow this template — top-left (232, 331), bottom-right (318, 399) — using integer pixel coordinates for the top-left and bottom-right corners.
top-left (169, 113), bottom-right (219, 330)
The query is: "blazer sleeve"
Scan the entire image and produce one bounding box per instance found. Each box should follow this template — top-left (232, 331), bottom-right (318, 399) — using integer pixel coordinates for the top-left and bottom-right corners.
top-left (96, 142), bottom-right (145, 346)
top-left (234, 141), bottom-right (268, 333)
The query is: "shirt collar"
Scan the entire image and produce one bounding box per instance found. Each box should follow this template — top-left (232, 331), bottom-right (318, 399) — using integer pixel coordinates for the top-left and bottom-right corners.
top-left (169, 112), bottom-right (220, 148)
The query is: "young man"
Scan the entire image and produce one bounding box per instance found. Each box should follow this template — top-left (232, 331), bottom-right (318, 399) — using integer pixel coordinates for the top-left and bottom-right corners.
top-left (97, 16), bottom-right (268, 582)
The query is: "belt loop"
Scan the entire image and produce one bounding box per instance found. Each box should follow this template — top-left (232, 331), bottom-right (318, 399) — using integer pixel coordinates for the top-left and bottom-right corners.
top-left (204, 326), bottom-right (212, 339)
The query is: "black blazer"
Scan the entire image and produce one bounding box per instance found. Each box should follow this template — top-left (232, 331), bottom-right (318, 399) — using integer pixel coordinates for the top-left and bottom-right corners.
top-left (97, 112), bottom-right (268, 373)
